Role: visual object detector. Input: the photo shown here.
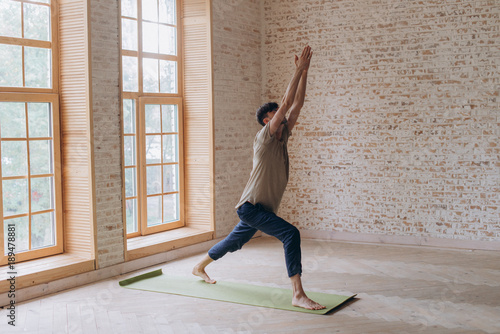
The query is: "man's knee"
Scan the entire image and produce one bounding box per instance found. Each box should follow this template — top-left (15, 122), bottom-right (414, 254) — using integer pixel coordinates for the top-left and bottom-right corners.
top-left (283, 225), bottom-right (300, 244)
top-left (230, 241), bottom-right (245, 253)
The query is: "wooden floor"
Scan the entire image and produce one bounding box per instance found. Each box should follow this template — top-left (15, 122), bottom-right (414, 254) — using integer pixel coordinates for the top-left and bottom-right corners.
top-left (1, 237), bottom-right (500, 333)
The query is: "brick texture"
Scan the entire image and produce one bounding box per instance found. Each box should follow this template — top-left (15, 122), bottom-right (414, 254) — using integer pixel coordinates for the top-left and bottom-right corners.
top-left (90, 0), bottom-right (124, 267)
top-left (213, 0), bottom-right (263, 237)
top-left (86, 0), bottom-right (498, 258)
top-left (263, 0), bottom-right (500, 241)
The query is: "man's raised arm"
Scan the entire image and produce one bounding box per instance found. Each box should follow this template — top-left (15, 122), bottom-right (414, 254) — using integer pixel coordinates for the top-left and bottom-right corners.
top-left (269, 45), bottom-right (312, 135)
top-left (286, 62), bottom-right (310, 132)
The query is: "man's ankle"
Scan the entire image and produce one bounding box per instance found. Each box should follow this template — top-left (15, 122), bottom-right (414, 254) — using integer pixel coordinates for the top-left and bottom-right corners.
top-left (292, 291), bottom-right (307, 299)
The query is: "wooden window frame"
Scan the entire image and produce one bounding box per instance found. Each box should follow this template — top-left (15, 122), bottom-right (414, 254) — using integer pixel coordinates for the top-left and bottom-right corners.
top-left (120, 0), bottom-right (185, 238)
top-left (0, 0), bottom-right (62, 266)
top-left (0, 0), bottom-right (59, 94)
top-left (0, 93), bottom-right (63, 266)
top-left (120, 0), bottom-right (183, 100)
top-left (139, 97), bottom-right (184, 235)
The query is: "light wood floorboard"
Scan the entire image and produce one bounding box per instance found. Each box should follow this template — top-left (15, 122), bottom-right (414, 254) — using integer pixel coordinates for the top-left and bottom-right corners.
top-left (0, 237), bottom-right (499, 333)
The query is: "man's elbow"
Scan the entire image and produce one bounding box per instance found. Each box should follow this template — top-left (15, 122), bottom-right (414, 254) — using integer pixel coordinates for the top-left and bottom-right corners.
top-left (291, 101), bottom-right (304, 112)
top-left (279, 101), bottom-right (292, 114)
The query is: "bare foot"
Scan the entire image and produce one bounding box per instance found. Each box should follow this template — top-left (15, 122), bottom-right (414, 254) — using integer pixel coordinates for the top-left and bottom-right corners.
top-left (192, 265), bottom-right (216, 284)
top-left (292, 294), bottom-right (326, 310)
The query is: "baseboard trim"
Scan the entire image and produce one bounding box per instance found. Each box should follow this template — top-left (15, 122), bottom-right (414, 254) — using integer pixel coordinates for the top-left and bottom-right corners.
top-left (298, 230), bottom-right (500, 251)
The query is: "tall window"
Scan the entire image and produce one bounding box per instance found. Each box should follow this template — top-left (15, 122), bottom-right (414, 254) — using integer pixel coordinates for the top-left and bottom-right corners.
top-left (120, 0), bottom-right (184, 237)
top-left (0, 0), bottom-right (62, 265)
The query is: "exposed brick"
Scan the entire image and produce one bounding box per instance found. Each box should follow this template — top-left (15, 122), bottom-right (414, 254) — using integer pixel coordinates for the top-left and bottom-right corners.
top-left (263, 0), bottom-right (500, 241)
top-left (213, 0), bottom-right (263, 237)
top-left (88, 0), bottom-right (499, 261)
top-left (90, 0), bottom-right (124, 268)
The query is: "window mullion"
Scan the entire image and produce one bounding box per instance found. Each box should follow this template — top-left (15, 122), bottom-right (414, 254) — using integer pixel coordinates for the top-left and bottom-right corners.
top-left (0, 37), bottom-right (52, 49)
top-left (21, 0), bottom-right (25, 87)
top-left (137, 0), bottom-right (143, 95)
top-left (138, 98), bottom-right (147, 235)
top-left (25, 103), bottom-right (32, 251)
top-left (0, 135), bottom-right (3, 257)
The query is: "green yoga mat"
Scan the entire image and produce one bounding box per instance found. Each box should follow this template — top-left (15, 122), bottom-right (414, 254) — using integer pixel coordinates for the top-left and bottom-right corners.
top-left (119, 269), bottom-right (356, 315)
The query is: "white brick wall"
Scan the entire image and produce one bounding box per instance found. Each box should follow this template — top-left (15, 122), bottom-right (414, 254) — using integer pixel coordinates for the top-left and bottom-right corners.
top-left (90, 0), bottom-right (124, 267)
top-left (263, 0), bottom-right (500, 241)
top-left (212, 0), bottom-right (263, 237)
top-left (86, 0), bottom-right (498, 264)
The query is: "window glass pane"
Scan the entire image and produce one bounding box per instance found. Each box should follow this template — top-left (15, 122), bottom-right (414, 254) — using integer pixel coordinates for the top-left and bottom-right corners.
top-left (0, 0), bottom-right (22, 38)
top-left (31, 211), bottom-right (55, 249)
top-left (162, 104), bottom-right (177, 133)
top-left (125, 167), bottom-right (137, 197)
top-left (121, 18), bottom-right (137, 51)
top-left (143, 58), bottom-right (159, 93)
top-left (145, 135), bottom-right (161, 164)
top-left (0, 44), bottom-right (23, 87)
top-left (147, 196), bottom-right (162, 226)
top-left (123, 99), bottom-right (136, 134)
top-left (3, 179), bottom-right (29, 217)
top-left (159, 60), bottom-right (176, 93)
top-left (163, 193), bottom-right (178, 222)
top-left (162, 134), bottom-right (177, 163)
top-left (3, 217), bottom-right (29, 254)
top-left (163, 164), bottom-right (177, 192)
top-left (145, 104), bottom-right (161, 133)
top-left (24, 3), bottom-right (50, 41)
top-left (31, 176), bottom-right (54, 212)
top-left (121, 0), bottom-right (137, 18)
top-left (0, 102), bottom-right (26, 138)
top-left (126, 198), bottom-right (138, 233)
top-left (124, 136), bottom-right (136, 166)
top-left (29, 140), bottom-right (52, 175)
top-left (142, 0), bottom-right (158, 22)
top-left (122, 56), bottom-right (138, 92)
top-left (159, 0), bottom-right (176, 25)
top-left (142, 22), bottom-right (159, 54)
top-left (25, 47), bottom-right (51, 88)
top-left (146, 165), bottom-right (161, 195)
top-left (28, 102), bottom-right (51, 138)
top-left (1, 141), bottom-right (28, 177)
top-left (159, 25), bottom-right (176, 55)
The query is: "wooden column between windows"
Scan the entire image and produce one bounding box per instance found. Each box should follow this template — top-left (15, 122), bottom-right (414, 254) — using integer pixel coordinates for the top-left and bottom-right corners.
top-left (59, 0), bottom-right (96, 263)
top-left (182, 0), bottom-right (215, 232)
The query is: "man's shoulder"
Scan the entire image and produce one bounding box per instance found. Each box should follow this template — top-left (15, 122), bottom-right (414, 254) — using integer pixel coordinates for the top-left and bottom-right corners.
top-left (254, 123), bottom-right (271, 142)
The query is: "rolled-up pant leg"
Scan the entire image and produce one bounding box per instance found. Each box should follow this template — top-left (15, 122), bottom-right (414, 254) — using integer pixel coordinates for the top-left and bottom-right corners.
top-left (236, 202), bottom-right (302, 278)
top-left (208, 220), bottom-right (257, 260)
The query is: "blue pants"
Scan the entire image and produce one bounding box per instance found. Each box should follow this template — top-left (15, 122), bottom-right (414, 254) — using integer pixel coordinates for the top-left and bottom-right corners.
top-left (208, 202), bottom-right (302, 277)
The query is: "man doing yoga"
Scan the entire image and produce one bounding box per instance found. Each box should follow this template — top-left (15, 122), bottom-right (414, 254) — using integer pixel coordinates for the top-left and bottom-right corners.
top-left (193, 45), bottom-right (325, 310)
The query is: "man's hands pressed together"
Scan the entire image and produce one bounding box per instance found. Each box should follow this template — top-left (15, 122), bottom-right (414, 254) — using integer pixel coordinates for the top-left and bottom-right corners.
top-left (269, 45), bottom-right (314, 136)
top-left (295, 45), bottom-right (312, 72)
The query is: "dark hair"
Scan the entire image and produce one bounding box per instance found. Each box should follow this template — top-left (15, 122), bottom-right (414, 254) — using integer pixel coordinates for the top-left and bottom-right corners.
top-left (256, 102), bottom-right (278, 126)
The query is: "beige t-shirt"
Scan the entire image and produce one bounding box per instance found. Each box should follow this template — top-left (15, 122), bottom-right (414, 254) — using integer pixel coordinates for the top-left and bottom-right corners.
top-left (235, 122), bottom-right (291, 214)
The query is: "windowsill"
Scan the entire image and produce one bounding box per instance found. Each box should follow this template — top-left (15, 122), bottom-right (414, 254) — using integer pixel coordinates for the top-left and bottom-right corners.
top-left (0, 254), bottom-right (94, 293)
top-left (126, 226), bottom-right (214, 261)
top-left (0, 228), bottom-right (214, 294)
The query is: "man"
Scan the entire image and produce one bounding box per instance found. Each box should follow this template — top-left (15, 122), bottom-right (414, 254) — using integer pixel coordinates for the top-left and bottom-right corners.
top-left (193, 45), bottom-right (324, 310)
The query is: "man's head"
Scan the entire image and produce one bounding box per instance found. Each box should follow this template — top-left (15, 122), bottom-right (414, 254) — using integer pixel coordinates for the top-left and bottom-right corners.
top-left (256, 102), bottom-right (279, 126)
